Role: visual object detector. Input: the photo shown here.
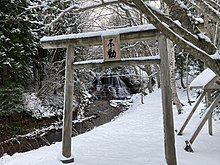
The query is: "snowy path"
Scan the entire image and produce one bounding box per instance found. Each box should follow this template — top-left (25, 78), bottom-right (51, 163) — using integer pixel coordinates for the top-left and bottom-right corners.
top-left (1, 89), bottom-right (220, 165)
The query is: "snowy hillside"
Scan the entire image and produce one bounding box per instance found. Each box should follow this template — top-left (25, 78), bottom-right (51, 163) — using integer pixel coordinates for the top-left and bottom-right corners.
top-left (1, 89), bottom-right (220, 165)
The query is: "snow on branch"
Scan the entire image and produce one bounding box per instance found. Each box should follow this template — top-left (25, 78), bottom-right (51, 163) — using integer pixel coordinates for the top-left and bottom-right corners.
top-left (130, 0), bottom-right (220, 76)
top-left (201, 0), bottom-right (220, 22)
top-left (46, 0), bottom-right (119, 28)
top-left (186, 0), bottom-right (220, 23)
top-left (147, 4), bottom-right (216, 54)
top-left (184, 0), bottom-right (202, 11)
top-left (205, 0), bottom-right (220, 12)
top-left (124, 0), bottom-right (216, 54)
top-left (26, 4), bottom-right (45, 10)
top-left (162, 0), bottom-right (195, 32)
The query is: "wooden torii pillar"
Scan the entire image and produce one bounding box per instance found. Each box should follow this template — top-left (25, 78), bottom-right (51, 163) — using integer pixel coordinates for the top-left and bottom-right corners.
top-left (40, 24), bottom-right (177, 164)
top-left (159, 35), bottom-right (177, 165)
top-left (60, 45), bottom-right (75, 163)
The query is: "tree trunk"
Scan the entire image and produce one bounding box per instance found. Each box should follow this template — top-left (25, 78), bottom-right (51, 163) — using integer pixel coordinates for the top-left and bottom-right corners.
top-left (144, 65), bottom-right (154, 93)
top-left (161, 0), bottom-right (183, 114)
top-left (167, 39), bottom-right (183, 114)
top-left (180, 73), bottom-right (186, 89)
top-left (186, 53), bottom-right (192, 105)
top-left (2, 64), bottom-right (8, 84)
top-left (154, 64), bottom-right (161, 88)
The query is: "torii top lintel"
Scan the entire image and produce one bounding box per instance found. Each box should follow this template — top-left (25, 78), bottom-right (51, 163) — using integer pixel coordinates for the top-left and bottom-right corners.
top-left (40, 24), bottom-right (160, 49)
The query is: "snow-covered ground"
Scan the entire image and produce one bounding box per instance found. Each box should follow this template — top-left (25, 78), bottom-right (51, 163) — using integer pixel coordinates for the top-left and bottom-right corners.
top-left (1, 89), bottom-right (220, 165)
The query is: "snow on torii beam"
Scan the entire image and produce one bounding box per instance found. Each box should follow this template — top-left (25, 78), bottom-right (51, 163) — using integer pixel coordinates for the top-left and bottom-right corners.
top-left (40, 24), bottom-right (159, 48)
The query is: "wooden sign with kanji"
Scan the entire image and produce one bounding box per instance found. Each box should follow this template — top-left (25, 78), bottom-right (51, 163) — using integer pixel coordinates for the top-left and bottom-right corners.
top-left (102, 34), bottom-right (121, 62)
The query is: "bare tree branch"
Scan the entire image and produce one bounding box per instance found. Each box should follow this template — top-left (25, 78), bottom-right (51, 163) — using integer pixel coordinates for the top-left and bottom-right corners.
top-left (47, 0), bottom-right (119, 27)
top-left (123, 1), bottom-right (216, 54)
top-left (146, 5), bottom-right (216, 54)
top-left (130, 0), bottom-right (220, 76)
top-left (162, 0), bottom-right (195, 32)
top-left (200, 0), bottom-right (220, 23)
top-left (186, 0), bottom-right (220, 23)
top-left (205, 0), bottom-right (220, 12)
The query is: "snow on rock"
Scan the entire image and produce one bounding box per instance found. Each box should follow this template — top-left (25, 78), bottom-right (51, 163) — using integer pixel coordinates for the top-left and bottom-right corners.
top-left (2, 90), bottom-right (220, 165)
top-left (110, 98), bottom-right (133, 108)
top-left (24, 93), bottom-right (62, 119)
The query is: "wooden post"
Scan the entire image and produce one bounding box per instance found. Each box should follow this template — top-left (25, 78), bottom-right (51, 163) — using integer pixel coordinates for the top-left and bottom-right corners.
top-left (140, 68), bottom-right (144, 104)
top-left (192, 93), bottom-right (220, 142)
top-left (159, 35), bottom-right (177, 165)
top-left (178, 90), bottom-right (206, 135)
top-left (185, 92), bottom-right (220, 152)
top-left (206, 89), bottom-right (213, 135)
top-left (60, 45), bottom-right (74, 163)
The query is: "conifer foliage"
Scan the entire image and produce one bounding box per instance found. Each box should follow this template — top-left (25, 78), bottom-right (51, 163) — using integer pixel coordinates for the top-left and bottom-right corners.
top-left (0, 0), bottom-right (85, 118)
top-left (0, 0), bottom-right (36, 85)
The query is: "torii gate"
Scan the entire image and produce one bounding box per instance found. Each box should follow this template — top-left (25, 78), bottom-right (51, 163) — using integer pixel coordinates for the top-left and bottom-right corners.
top-left (40, 24), bottom-right (177, 165)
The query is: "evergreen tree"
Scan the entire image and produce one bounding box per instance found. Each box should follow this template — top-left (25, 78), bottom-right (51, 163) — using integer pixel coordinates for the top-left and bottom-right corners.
top-left (0, 0), bottom-right (36, 85)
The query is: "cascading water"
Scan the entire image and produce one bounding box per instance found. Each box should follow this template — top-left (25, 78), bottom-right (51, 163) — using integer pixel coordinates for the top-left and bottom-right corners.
top-left (93, 75), bottom-right (130, 99)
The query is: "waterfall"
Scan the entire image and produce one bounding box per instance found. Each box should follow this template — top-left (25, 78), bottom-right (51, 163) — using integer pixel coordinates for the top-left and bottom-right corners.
top-left (93, 75), bottom-right (130, 99)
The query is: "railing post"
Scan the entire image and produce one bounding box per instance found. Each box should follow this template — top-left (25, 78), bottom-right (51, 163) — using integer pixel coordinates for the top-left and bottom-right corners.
top-left (159, 35), bottom-right (177, 165)
top-left (60, 45), bottom-right (74, 163)
top-left (178, 90), bottom-right (206, 135)
top-left (206, 89), bottom-right (213, 135)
